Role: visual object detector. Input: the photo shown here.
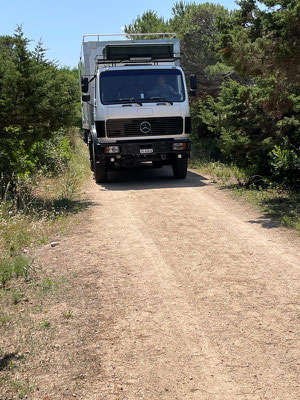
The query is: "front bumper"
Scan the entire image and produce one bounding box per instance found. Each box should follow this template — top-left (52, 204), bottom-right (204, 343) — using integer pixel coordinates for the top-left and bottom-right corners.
top-left (96, 138), bottom-right (191, 163)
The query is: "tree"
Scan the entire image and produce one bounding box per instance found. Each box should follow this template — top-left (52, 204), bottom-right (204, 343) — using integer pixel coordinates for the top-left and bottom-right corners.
top-left (203, 0), bottom-right (300, 187)
top-left (216, 0), bottom-right (300, 82)
top-left (171, 2), bottom-right (232, 96)
top-left (125, 3), bottom-right (233, 97)
top-left (0, 27), bottom-right (80, 180)
top-left (124, 10), bottom-right (171, 39)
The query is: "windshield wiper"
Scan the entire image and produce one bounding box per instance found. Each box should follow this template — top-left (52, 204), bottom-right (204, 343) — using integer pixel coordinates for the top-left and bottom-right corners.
top-left (146, 97), bottom-right (173, 105)
top-left (118, 97), bottom-right (143, 106)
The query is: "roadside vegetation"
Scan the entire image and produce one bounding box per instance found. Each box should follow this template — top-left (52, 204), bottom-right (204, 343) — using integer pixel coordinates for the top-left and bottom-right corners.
top-left (0, 28), bottom-right (90, 398)
top-left (126, 0), bottom-right (300, 233)
top-left (190, 153), bottom-right (300, 233)
top-left (0, 26), bottom-right (88, 285)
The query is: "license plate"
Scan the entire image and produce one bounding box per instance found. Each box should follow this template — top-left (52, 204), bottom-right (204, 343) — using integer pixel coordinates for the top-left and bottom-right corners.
top-left (140, 148), bottom-right (153, 154)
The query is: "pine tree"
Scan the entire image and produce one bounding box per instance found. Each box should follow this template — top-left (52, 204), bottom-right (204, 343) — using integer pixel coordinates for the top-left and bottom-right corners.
top-left (0, 27), bottom-right (79, 179)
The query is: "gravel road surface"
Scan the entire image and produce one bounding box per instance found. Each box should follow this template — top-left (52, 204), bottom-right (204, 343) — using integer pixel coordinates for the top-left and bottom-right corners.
top-left (33, 166), bottom-right (300, 399)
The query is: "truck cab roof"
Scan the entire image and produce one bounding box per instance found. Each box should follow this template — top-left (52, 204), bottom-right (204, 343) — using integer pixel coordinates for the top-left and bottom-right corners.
top-left (79, 34), bottom-right (181, 76)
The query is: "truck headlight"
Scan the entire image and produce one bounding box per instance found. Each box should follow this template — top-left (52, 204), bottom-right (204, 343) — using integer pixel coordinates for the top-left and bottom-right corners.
top-left (172, 142), bottom-right (187, 151)
top-left (105, 145), bottom-right (120, 154)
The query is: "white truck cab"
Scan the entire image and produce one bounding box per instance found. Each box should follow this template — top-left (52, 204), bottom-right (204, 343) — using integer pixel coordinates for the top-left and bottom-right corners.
top-left (79, 34), bottom-right (196, 183)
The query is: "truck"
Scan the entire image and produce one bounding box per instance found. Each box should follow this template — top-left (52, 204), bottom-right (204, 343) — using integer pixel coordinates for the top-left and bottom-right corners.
top-left (79, 33), bottom-right (197, 183)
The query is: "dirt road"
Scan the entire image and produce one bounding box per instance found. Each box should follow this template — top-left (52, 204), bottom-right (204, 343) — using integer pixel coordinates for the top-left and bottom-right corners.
top-left (33, 166), bottom-right (300, 399)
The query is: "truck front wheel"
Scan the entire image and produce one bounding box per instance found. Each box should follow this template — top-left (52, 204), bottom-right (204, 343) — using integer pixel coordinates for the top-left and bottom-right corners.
top-left (94, 161), bottom-right (108, 183)
top-left (172, 158), bottom-right (188, 179)
top-left (88, 138), bottom-right (94, 171)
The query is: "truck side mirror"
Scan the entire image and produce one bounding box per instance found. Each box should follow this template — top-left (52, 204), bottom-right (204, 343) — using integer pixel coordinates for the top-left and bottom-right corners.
top-left (81, 77), bottom-right (89, 93)
top-left (189, 74), bottom-right (197, 97)
top-left (82, 94), bottom-right (90, 102)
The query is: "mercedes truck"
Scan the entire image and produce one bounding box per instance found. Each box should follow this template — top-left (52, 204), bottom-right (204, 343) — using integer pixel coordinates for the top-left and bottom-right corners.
top-left (79, 33), bottom-right (197, 183)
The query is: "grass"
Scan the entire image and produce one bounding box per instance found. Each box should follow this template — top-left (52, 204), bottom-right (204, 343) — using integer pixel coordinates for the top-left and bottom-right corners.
top-left (0, 266), bottom-right (75, 398)
top-left (0, 256), bottom-right (33, 288)
top-left (0, 128), bottom-right (90, 399)
top-left (0, 268), bottom-right (75, 397)
top-left (190, 155), bottom-right (300, 234)
top-left (0, 129), bottom-right (90, 285)
top-left (40, 319), bottom-right (51, 329)
top-left (232, 186), bottom-right (300, 231)
top-left (39, 276), bottom-right (68, 297)
top-left (62, 309), bottom-right (73, 319)
top-left (10, 289), bottom-right (26, 305)
top-left (0, 312), bottom-right (12, 325)
top-left (4, 378), bottom-right (38, 399)
top-left (189, 140), bottom-right (247, 184)
top-left (190, 159), bottom-right (246, 184)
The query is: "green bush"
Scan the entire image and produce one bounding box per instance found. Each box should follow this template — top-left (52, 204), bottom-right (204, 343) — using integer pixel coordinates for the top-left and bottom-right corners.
top-left (0, 28), bottom-right (80, 181)
top-left (34, 131), bottom-right (72, 176)
top-left (197, 77), bottom-right (300, 188)
top-left (269, 144), bottom-right (300, 189)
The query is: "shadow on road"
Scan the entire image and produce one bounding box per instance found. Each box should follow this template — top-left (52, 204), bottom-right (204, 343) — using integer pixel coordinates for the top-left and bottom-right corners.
top-left (0, 353), bottom-right (21, 371)
top-left (246, 193), bottom-right (300, 231)
top-left (247, 216), bottom-right (281, 229)
top-left (98, 166), bottom-right (208, 191)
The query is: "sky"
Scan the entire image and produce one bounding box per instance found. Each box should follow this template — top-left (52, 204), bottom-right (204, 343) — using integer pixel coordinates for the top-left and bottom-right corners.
top-left (0, 0), bottom-right (238, 68)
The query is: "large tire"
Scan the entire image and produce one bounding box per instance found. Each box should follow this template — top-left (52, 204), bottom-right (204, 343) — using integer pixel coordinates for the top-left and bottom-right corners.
top-left (172, 158), bottom-right (188, 179)
top-left (88, 138), bottom-right (94, 172)
top-left (94, 161), bottom-right (108, 183)
top-left (83, 129), bottom-right (89, 144)
top-left (89, 157), bottom-right (94, 172)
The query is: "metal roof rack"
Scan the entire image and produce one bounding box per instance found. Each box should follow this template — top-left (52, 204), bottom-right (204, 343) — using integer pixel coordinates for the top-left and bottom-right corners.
top-left (79, 33), bottom-right (181, 74)
top-left (82, 33), bottom-right (177, 42)
top-left (95, 41), bottom-right (180, 65)
top-left (95, 57), bottom-right (181, 67)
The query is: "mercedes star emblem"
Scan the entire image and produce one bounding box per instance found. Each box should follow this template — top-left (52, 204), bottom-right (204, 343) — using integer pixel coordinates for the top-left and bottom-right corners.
top-left (140, 121), bottom-right (151, 134)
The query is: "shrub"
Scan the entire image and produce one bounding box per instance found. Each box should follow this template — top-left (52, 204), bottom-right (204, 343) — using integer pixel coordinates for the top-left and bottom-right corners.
top-left (197, 77), bottom-right (300, 188)
top-left (0, 256), bottom-right (31, 287)
top-left (34, 131), bottom-right (72, 176)
top-left (269, 144), bottom-right (300, 189)
top-left (0, 28), bottom-right (80, 181)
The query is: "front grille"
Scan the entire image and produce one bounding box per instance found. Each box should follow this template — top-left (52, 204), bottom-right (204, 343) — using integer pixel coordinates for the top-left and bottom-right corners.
top-left (106, 117), bottom-right (183, 137)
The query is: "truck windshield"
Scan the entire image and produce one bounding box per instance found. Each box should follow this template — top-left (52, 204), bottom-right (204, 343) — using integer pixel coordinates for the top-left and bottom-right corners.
top-left (100, 69), bottom-right (185, 105)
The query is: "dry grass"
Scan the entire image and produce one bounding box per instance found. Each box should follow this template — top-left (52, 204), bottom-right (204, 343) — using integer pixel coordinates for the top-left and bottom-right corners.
top-left (190, 159), bottom-right (300, 234)
top-left (0, 266), bottom-right (73, 399)
top-left (0, 130), bottom-right (91, 399)
top-left (0, 129), bottom-right (90, 257)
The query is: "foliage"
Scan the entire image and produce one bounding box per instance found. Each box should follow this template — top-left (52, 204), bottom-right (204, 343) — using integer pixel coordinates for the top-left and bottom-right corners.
top-left (33, 130), bottom-right (73, 176)
top-left (0, 129), bottom-right (89, 250)
top-left (125, 3), bottom-right (234, 97)
top-left (196, 0), bottom-right (300, 189)
top-left (216, 0), bottom-right (300, 82)
top-left (198, 77), bottom-right (300, 186)
top-left (0, 27), bottom-right (80, 181)
top-left (269, 143), bottom-right (300, 188)
top-left (170, 2), bottom-right (234, 96)
top-left (124, 10), bottom-right (171, 39)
